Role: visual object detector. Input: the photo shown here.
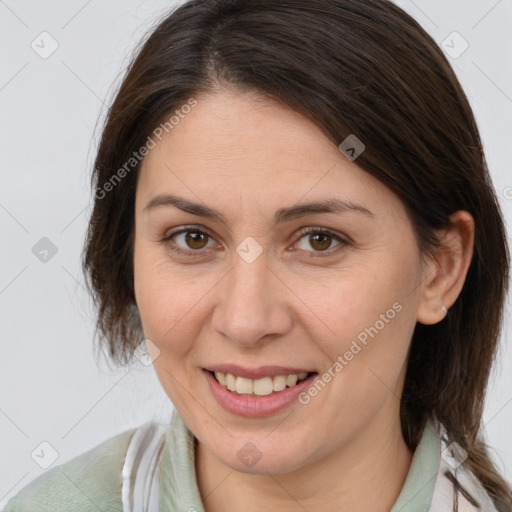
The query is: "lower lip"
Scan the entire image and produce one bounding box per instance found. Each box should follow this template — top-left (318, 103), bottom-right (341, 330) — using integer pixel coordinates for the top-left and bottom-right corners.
top-left (203, 370), bottom-right (318, 417)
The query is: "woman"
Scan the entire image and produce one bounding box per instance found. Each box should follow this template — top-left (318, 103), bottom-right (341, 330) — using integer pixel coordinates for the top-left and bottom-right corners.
top-left (4, 0), bottom-right (511, 511)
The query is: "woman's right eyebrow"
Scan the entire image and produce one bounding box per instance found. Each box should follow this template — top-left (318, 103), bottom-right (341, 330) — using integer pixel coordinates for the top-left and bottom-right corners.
top-left (143, 194), bottom-right (226, 223)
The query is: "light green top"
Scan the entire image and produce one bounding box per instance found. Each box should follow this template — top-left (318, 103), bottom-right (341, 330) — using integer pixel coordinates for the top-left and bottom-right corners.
top-left (3, 411), bottom-right (440, 511)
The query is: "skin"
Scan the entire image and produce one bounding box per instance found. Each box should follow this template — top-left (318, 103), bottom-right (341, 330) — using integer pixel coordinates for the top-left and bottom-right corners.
top-left (133, 88), bottom-right (475, 512)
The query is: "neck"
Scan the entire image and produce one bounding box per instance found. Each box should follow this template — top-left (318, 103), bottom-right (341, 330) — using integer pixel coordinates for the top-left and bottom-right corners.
top-left (195, 408), bottom-right (413, 512)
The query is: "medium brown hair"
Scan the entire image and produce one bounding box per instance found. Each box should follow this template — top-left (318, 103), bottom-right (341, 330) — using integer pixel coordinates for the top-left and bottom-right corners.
top-left (82, 0), bottom-right (511, 508)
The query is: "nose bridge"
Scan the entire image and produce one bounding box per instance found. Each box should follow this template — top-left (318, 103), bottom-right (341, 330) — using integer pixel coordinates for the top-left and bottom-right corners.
top-left (212, 247), bottom-right (291, 345)
top-left (233, 248), bottom-right (271, 305)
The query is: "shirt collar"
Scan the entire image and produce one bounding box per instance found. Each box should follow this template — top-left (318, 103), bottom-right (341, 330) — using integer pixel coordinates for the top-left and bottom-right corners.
top-left (159, 411), bottom-right (440, 512)
top-left (390, 421), bottom-right (440, 511)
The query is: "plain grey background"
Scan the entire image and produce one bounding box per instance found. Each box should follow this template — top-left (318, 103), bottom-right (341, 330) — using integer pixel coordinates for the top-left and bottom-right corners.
top-left (1, 0), bottom-right (511, 507)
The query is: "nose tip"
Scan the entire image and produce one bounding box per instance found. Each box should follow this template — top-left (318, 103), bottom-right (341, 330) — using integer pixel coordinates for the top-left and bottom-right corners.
top-left (211, 256), bottom-right (292, 347)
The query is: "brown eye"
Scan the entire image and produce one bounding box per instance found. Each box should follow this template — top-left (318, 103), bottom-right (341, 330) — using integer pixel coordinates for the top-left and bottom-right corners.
top-left (308, 232), bottom-right (333, 251)
top-left (184, 231), bottom-right (209, 250)
top-left (294, 227), bottom-right (349, 258)
top-left (161, 227), bottom-right (217, 255)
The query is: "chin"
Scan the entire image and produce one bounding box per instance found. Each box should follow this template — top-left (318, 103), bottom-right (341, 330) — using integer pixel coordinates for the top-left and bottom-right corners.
top-left (211, 436), bottom-right (311, 476)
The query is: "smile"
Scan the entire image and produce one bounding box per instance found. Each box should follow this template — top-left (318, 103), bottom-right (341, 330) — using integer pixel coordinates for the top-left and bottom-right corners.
top-left (211, 371), bottom-right (310, 396)
top-left (203, 366), bottom-right (319, 417)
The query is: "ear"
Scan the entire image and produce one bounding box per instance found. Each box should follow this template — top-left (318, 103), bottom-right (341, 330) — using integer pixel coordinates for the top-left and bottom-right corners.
top-left (417, 210), bottom-right (475, 325)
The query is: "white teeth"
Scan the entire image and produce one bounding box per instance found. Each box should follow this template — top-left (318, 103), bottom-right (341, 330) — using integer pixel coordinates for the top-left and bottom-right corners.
top-left (253, 377), bottom-right (274, 396)
top-left (273, 375), bottom-right (287, 392)
top-left (212, 371), bottom-right (310, 395)
top-left (235, 377), bottom-right (253, 394)
top-left (286, 374), bottom-right (298, 387)
top-left (225, 373), bottom-right (236, 392)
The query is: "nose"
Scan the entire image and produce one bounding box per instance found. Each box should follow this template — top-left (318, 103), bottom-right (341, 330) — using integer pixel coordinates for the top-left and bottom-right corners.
top-left (211, 251), bottom-right (293, 348)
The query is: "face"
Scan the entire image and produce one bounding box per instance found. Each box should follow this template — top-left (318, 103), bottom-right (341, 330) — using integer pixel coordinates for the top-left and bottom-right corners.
top-left (133, 89), bottom-right (428, 475)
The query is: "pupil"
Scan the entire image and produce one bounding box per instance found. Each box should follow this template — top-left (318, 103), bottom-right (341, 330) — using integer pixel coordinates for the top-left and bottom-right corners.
top-left (186, 232), bottom-right (207, 249)
top-left (311, 233), bottom-right (330, 251)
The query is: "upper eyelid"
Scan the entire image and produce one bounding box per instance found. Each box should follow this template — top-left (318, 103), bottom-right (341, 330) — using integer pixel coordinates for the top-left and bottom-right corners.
top-left (162, 225), bottom-right (344, 239)
top-left (162, 225), bottom-right (347, 251)
top-left (162, 225), bottom-right (216, 243)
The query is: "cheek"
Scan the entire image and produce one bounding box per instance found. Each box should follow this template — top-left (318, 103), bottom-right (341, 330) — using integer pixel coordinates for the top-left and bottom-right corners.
top-left (133, 249), bottom-right (211, 410)
top-left (291, 261), bottom-right (411, 358)
top-left (133, 246), bottom-right (219, 359)
top-left (294, 254), bottom-right (418, 406)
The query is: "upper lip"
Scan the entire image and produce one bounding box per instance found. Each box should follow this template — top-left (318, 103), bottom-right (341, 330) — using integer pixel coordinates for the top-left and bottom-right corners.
top-left (204, 364), bottom-right (316, 380)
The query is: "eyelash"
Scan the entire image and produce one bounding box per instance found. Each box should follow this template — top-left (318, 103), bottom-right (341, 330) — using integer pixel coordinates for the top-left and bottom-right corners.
top-left (159, 225), bottom-right (349, 259)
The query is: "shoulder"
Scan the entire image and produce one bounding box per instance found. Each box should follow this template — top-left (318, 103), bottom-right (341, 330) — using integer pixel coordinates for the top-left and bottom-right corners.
top-left (2, 426), bottom-right (137, 512)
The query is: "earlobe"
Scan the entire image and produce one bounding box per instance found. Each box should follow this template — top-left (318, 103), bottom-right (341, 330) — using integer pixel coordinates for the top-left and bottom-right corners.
top-left (416, 211), bottom-right (475, 325)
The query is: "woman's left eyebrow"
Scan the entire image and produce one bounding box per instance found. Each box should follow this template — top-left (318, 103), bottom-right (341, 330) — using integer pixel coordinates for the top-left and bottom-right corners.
top-left (274, 198), bottom-right (374, 224)
top-left (143, 194), bottom-right (374, 224)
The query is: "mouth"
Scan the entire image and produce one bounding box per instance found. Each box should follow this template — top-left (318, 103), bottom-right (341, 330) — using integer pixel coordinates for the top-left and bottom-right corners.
top-left (202, 364), bottom-right (319, 417)
top-left (206, 369), bottom-right (315, 396)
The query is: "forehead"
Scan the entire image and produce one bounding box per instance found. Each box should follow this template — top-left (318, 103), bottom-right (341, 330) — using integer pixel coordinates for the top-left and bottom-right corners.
top-left (136, 90), bottom-right (401, 222)
top-left (142, 90), bottom-right (337, 174)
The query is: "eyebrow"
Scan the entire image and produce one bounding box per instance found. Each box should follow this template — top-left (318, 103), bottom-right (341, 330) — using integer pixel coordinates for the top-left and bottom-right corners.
top-left (143, 194), bottom-right (374, 224)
